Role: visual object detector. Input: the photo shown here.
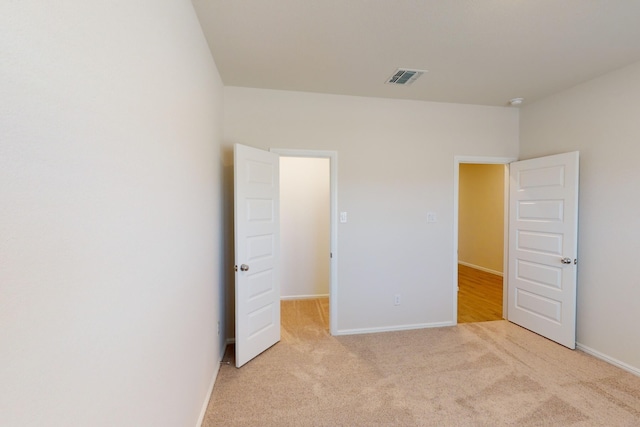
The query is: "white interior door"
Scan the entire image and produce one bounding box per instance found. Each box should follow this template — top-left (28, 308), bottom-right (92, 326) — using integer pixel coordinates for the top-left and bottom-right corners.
top-left (508, 152), bottom-right (579, 349)
top-left (234, 144), bottom-right (280, 367)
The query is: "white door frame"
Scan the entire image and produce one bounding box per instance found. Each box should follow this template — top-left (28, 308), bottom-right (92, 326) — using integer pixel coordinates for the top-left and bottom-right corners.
top-left (453, 156), bottom-right (516, 323)
top-left (271, 148), bottom-right (338, 336)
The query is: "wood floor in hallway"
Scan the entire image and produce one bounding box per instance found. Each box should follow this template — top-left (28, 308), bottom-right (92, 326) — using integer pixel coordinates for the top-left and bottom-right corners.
top-left (457, 264), bottom-right (503, 323)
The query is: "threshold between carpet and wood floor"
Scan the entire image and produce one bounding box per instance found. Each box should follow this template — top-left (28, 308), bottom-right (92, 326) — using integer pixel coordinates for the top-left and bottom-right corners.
top-left (202, 298), bottom-right (640, 426)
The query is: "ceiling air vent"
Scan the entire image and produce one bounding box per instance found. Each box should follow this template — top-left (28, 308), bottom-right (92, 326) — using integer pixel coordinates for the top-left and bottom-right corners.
top-left (385, 68), bottom-right (426, 86)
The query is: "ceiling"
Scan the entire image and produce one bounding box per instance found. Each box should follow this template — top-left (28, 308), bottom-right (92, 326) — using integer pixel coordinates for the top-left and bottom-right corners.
top-left (192, 0), bottom-right (640, 107)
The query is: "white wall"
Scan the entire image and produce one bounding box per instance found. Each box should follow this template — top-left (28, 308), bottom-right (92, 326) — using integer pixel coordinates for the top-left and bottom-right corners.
top-left (520, 60), bottom-right (640, 373)
top-left (280, 157), bottom-right (330, 298)
top-left (224, 87), bottom-right (519, 333)
top-left (0, 1), bottom-right (225, 426)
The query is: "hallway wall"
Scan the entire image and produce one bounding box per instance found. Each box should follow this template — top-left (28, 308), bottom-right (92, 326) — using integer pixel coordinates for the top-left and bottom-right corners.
top-left (280, 157), bottom-right (331, 299)
top-left (458, 164), bottom-right (505, 275)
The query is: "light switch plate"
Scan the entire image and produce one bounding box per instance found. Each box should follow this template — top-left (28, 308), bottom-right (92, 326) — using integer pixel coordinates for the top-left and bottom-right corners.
top-left (427, 212), bottom-right (437, 223)
top-left (340, 212), bottom-right (347, 223)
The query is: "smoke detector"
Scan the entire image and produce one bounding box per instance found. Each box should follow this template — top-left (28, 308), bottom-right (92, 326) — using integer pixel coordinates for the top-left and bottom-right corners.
top-left (509, 97), bottom-right (524, 106)
top-left (386, 68), bottom-right (427, 86)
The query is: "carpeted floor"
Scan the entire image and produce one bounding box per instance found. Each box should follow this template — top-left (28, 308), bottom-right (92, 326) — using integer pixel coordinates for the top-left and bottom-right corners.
top-left (202, 299), bottom-right (640, 426)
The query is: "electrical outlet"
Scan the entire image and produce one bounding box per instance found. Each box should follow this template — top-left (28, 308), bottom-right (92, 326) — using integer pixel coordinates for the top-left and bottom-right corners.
top-left (427, 211), bottom-right (437, 223)
top-left (394, 294), bottom-right (401, 306)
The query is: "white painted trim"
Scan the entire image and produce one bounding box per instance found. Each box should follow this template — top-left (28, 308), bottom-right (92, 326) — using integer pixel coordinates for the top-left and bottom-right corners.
top-left (270, 149), bottom-right (338, 336)
top-left (281, 294), bottom-right (329, 300)
top-left (576, 342), bottom-right (640, 378)
top-left (196, 360), bottom-right (221, 427)
top-left (502, 164), bottom-right (510, 320)
top-left (334, 321), bottom-right (455, 336)
top-left (453, 156), bottom-right (516, 325)
top-left (457, 261), bottom-right (503, 277)
top-left (454, 156), bottom-right (516, 164)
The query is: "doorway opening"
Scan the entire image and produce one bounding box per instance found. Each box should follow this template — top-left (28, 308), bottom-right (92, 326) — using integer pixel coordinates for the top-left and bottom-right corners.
top-left (279, 156), bottom-right (330, 334)
top-left (453, 156), bottom-right (514, 324)
top-left (271, 149), bottom-right (338, 336)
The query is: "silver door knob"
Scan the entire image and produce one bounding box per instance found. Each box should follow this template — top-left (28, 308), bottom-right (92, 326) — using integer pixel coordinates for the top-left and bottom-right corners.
top-left (240, 264), bottom-right (250, 271)
top-left (561, 257), bottom-right (572, 264)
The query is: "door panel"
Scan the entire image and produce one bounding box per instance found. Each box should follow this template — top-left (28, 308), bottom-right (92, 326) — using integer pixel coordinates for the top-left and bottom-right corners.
top-left (508, 152), bottom-right (579, 349)
top-left (234, 144), bottom-right (280, 367)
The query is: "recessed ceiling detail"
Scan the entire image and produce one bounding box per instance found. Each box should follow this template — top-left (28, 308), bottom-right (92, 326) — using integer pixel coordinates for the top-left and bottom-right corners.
top-left (386, 69), bottom-right (427, 86)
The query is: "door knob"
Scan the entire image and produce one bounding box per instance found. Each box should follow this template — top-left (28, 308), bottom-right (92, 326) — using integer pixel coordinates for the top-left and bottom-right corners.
top-left (240, 264), bottom-right (250, 271)
top-left (561, 257), bottom-right (572, 264)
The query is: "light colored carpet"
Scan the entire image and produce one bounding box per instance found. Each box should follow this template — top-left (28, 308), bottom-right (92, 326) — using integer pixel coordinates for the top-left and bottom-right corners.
top-left (202, 299), bottom-right (640, 426)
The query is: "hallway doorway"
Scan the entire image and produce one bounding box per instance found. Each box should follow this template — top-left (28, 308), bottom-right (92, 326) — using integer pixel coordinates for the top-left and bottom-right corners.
top-left (274, 149), bottom-right (337, 334)
top-left (454, 159), bottom-right (511, 323)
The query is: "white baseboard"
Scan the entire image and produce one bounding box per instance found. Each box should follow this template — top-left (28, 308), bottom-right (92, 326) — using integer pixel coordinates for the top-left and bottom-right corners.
top-left (334, 321), bottom-right (455, 336)
top-left (196, 340), bottom-right (231, 426)
top-left (576, 342), bottom-right (640, 378)
top-left (196, 359), bottom-right (221, 427)
top-left (458, 261), bottom-right (503, 277)
top-left (281, 294), bottom-right (329, 300)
